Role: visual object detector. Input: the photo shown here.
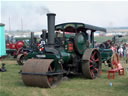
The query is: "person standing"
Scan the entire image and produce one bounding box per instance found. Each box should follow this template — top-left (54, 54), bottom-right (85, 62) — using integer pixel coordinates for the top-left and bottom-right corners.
top-left (118, 47), bottom-right (123, 58)
top-left (126, 44), bottom-right (128, 63)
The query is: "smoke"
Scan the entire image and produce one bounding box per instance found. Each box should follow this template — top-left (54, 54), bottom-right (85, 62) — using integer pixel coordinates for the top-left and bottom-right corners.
top-left (36, 6), bottom-right (50, 15)
top-left (1, 1), bottom-right (50, 31)
top-left (2, 1), bottom-right (128, 32)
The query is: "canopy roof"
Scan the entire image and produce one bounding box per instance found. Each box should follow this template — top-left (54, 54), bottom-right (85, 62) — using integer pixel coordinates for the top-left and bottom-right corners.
top-left (55, 22), bottom-right (106, 33)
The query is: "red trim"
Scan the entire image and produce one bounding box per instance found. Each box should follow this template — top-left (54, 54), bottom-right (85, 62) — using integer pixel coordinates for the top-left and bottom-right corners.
top-left (94, 68), bottom-right (98, 72)
top-left (90, 65), bottom-right (93, 67)
top-left (92, 52), bottom-right (97, 59)
top-left (95, 58), bottom-right (99, 62)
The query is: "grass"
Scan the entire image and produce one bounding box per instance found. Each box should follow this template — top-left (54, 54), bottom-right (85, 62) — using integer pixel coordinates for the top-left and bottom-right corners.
top-left (95, 36), bottom-right (112, 43)
top-left (95, 36), bottom-right (128, 43)
top-left (0, 58), bottom-right (128, 96)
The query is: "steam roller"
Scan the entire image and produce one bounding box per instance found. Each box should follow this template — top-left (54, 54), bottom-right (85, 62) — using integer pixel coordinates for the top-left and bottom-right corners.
top-left (21, 13), bottom-right (114, 88)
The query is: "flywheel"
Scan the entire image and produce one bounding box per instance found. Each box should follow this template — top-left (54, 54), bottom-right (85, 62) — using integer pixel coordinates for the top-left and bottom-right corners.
top-left (74, 32), bottom-right (87, 54)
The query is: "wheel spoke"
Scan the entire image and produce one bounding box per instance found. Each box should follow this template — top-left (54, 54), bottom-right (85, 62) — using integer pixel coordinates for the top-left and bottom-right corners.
top-left (91, 55), bottom-right (94, 61)
top-left (90, 64), bottom-right (93, 68)
top-left (95, 58), bottom-right (99, 62)
top-left (92, 52), bottom-right (97, 59)
top-left (94, 68), bottom-right (98, 72)
top-left (91, 52), bottom-right (97, 61)
top-left (90, 59), bottom-right (93, 63)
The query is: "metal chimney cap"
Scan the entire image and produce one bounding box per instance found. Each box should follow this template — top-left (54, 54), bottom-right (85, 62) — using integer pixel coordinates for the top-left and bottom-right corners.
top-left (0, 23), bottom-right (5, 26)
top-left (47, 13), bottom-right (56, 16)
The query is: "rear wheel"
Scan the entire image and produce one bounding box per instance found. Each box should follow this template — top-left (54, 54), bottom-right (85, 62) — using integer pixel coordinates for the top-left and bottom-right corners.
top-left (82, 49), bottom-right (101, 79)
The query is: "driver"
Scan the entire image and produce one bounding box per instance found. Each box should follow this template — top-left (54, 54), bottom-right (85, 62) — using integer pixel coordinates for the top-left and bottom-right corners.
top-left (56, 30), bottom-right (63, 38)
top-left (55, 30), bottom-right (64, 45)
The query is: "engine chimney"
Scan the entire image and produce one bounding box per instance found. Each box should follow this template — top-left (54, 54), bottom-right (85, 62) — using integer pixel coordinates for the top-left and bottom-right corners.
top-left (47, 13), bottom-right (56, 45)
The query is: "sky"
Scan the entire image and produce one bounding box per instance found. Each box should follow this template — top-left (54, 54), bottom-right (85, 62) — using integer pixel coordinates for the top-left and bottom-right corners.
top-left (1, 1), bottom-right (128, 31)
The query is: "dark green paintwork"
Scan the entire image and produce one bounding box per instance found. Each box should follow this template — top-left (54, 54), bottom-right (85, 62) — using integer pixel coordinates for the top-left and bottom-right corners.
top-left (26, 22), bottom-right (111, 71)
top-left (99, 49), bottom-right (113, 62)
top-left (60, 50), bottom-right (72, 64)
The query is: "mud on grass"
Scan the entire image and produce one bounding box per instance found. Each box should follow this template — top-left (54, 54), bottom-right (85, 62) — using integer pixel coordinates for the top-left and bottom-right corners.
top-left (0, 59), bottom-right (128, 96)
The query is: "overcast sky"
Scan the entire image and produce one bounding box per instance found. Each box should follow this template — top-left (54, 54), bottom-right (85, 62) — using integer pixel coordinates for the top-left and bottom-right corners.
top-left (1, 1), bottom-right (128, 31)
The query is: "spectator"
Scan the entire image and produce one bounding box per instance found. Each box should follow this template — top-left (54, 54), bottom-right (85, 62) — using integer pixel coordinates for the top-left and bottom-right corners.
top-left (126, 44), bottom-right (128, 63)
top-left (118, 47), bottom-right (123, 57)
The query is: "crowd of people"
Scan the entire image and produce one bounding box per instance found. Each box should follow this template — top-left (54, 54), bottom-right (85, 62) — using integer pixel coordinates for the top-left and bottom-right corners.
top-left (111, 43), bottom-right (128, 58)
top-left (96, 39), bottom-right (128, 63)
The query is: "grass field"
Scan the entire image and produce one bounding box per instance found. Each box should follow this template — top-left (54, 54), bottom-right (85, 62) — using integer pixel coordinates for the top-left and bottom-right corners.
top-left (95, 36), bottom-right (128, 43)
top-left (0, 58), bottom-right (128, 96)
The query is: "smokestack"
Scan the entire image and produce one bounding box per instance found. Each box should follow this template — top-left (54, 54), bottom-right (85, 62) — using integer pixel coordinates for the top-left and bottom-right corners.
top-left (42, 29), bottom-right (46, 41)
top-left (30, 32), bottom-right (34, 48)
top-left (47, 13), bottom-right (56, 45)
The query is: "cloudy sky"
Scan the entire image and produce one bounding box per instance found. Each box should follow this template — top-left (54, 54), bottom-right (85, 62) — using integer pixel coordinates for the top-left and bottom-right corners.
top-left (1, 1), bottom-right (128, 31)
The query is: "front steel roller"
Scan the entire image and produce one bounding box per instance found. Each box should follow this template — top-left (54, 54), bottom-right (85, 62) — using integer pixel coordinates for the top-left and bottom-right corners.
top-left (82, 48), bottom-right (102, 79)
top-left (22, 59), bottom-right (62, 88)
